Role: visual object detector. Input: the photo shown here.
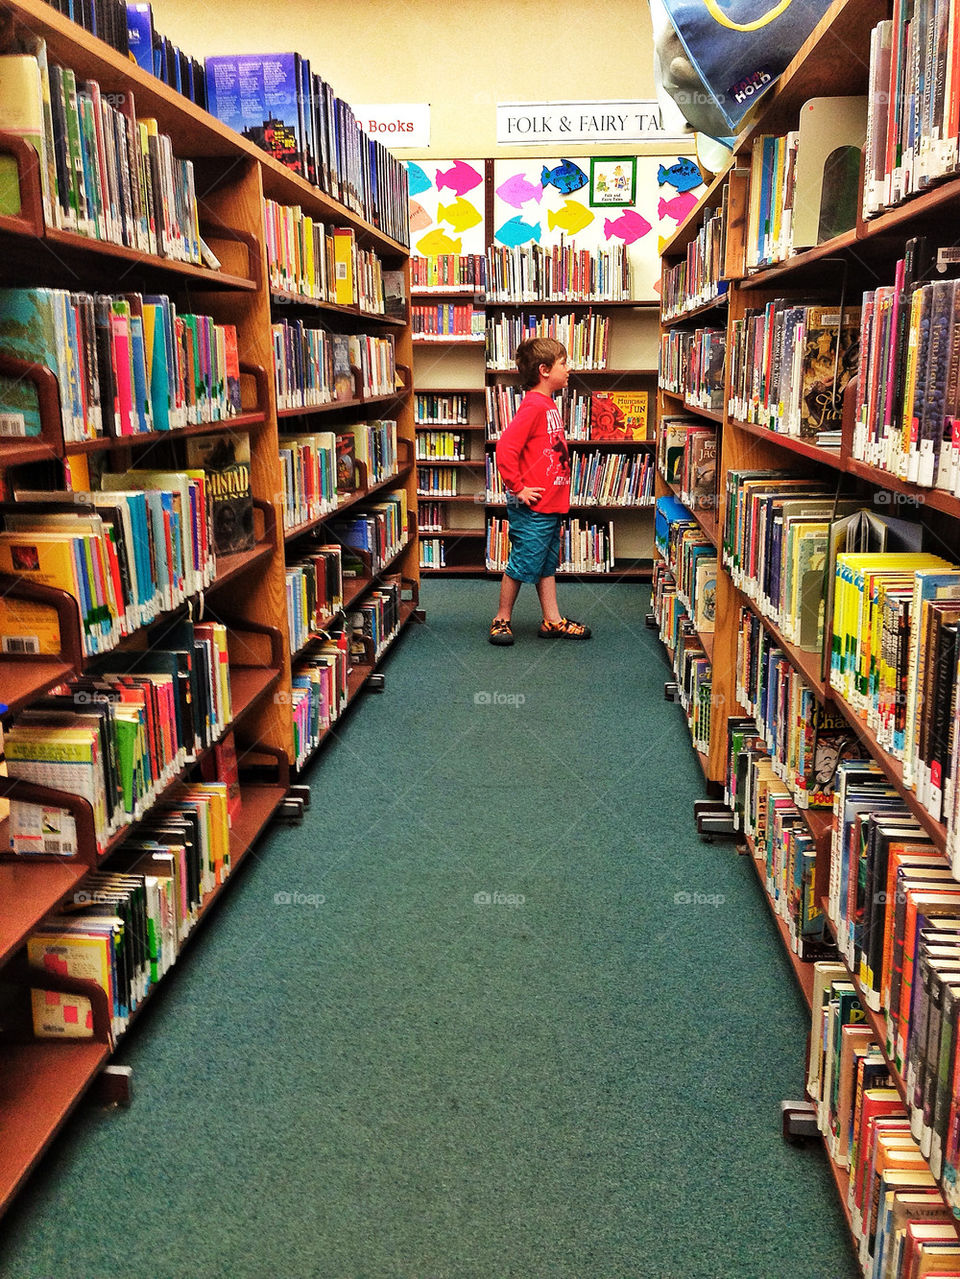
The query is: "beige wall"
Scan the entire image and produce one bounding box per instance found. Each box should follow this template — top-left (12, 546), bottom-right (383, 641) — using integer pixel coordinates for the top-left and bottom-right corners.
top-left (150, 0), bottom-right (669, 159)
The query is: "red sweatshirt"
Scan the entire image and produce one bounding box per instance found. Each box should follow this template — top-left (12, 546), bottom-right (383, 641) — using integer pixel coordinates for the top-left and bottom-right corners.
top-left (495, 390), bottom-right (571, 514)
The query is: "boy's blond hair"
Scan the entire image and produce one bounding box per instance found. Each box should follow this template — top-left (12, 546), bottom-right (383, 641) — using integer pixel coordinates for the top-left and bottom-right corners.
top-left (515, 337), bottom-right (567, 390)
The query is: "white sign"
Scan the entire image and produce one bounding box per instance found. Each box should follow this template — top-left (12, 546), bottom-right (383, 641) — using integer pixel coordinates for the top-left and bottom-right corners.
top-left (354, 103), bottom-right (430, 148)
top-left (496, 100), bottom-right (682, 145)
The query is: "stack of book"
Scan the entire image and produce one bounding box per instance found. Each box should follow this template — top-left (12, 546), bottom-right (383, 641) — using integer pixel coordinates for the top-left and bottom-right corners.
top-left (6, 622), bottom-right (233, 856)
top-left (0, 288), bottom-right (241, 445)
top-left (658, 326), bottom-right (725, 411)
top-left (660, 196), bottom-right (729, 320)
top-left (411, 302), bottom-right (484, 341)
top-left (485, 241), bottom-right (631, 302)
top-left (291, 639), bottom-right (349, 765)
top-left (419, 538), bottom-right (445, 569)
top-left (27, 779), bottom-right (234, 1040)
top-left (204, 53), bottom-right (409, 243)
top-left (410, 254), bottom-right (485, 292)
top-left (727, 299), bottom-right (860, 443)
top-left (415, 392), bottom-right (470, 425)
top-left (486, 310), bottom-right (609, 371)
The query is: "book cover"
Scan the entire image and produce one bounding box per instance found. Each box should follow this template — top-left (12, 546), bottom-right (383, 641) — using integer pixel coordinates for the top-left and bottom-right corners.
top-left (204, 54), bottom-right (304, 176)
top-left (589, 391), bottom-right (648, 442)
top-left (184, 432), bottom-right (254, 555)
top-left (336, 433), bottom-right (357, 492)
top-left (799, 305), bottom-right (862, 440)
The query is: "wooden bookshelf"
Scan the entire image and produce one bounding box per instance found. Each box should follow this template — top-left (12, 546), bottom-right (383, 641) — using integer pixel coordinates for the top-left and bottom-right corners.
top-left (0, 0), bottom-right (415, 1225)
top-left (653, 0), bottom-right (960, 1262)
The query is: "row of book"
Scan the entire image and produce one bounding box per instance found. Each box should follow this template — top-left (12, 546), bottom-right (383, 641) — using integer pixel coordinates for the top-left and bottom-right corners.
top-left (5, 620), bottom-right (234, 855)
top-left (204, 54), bottom-right (409, 244)
top-left (417, 503), bottom-right (453, 534)
top-left (416, 431), bottom-right (470, 461)
top-left (830, 551), bottom-right (960, 847)
top-left (328, 489), bottom-right (408, 577)
top-left (736, 606), bottom-right (858, 810)
top-left (485, 384), bottom-right (649, 442)
top-left (568, 450), bottom-right (654, 508)
top-left (409, 254), bottom-right (485, 292)
top-left (125, 4), bottom-right (206, 106)
top-left (485, 516), bottom-right (616, 574)
top-left (658, 418), bottom-right (717, 512)
top-left (27, 777), bottom-right (235, 1040)
top-left (724, 717), bottom-right (828, 958)
top-left (417, 465), bottom-right (463, 498)
top-left (809, 964), bottom-right (960, 1275)
top-left (414, 392), bottom-right (470, 425)
top-left (854, 264), bottom-right (960, 490)
top-left (0, 287), bottom-right (241, 443)
top-left (484, 241), bottom-right (632, 303)
top-left (727, 298), bottom-right (860, 444)
top-left (486, 310), bottom-right (610, 372)
top-left (291, 638), bottom-right (349, 768)
top-left (658, 326), bottom-right (725, 412)
top-left (265, 203), bottom-right (392, 314)
top-left (286, 544), bottom-right (344, 655)
top-left (351, 577), bottom-right (403, 662)
top-left (271, 324), bottom-right (395, 410)
top-left (660, 196), bottom-right (729, 320)
top-left (279, 433), bottom-right (338, 534)
top-left (652, 561), bottom-right (712, 756)
top-left (419, 538), bottom-right (446, 568)
top-left (410, 303), bottom-right (485, 341)
top-left (0, 35), bottom-right (207, 260)
top-left (0, 468), bottom-right (231, 659)
top-left (654, 496), bottom-right (716, 637)
top-left (862, 11), bottom-right (960, 218)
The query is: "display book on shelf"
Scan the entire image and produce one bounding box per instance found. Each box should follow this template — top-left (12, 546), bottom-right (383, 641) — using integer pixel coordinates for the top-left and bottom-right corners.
top-left (411, 264), bottom-right (657, 577)
top-left (0, 0), bottom-right (415, 1224)
top-left (654, 0), bottom-right (960, 1266)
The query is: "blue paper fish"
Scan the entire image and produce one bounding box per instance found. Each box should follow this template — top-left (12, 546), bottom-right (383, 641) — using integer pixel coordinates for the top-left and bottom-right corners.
top-left (657, 157), bottom-right (703, 193)
top-left (540, 159), bottom-right (588, 195)
top-left (495, 215), bottom-right (542, 248)
top-left (406, 161), bottom-right (432, 197)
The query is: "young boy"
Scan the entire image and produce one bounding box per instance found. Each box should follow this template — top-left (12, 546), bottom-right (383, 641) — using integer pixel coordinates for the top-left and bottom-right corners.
top-left (489, 337), bottom-right (591, 645)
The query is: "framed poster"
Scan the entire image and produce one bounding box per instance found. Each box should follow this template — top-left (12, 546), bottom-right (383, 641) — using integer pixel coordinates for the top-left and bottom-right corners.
top-left (589, 157), bottom-right (637, 207)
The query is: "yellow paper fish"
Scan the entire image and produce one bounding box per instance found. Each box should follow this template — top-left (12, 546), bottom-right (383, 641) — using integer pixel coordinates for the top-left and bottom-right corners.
top-left (417, 227), bottom-right (463, 256)
top-left (437, 197), bottom-right (482, 234)
top-left (547, 200), bottom-right (594, 235)
top-left (658, 235), bottom-right (671, 254)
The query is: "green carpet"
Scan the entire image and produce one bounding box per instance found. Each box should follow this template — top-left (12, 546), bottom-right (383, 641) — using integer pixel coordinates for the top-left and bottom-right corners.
top-left (0, 580), bottom-right (859, 1279)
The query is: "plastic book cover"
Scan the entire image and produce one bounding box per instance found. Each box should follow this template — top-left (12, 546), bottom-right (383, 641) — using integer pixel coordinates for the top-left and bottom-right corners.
top-left (204, 54), bottom-right (304, 176)
top-left (185, 432), bottom-right (254, 555)
top-left (589, 391), bottom-right (648, 441)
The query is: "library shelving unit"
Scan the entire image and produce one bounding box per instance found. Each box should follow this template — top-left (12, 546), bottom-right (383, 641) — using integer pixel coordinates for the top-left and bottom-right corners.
top-left (414, 287), bottom-right (660, 578)
top-left (655, 0), bottom-right (960, 1259)
top-left (0, 0), bottom-right (415, 1221)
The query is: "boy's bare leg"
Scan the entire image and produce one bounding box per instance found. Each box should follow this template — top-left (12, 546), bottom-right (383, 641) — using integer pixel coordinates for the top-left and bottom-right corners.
top-left (536, 575), bottom-right (562, 624)
top-left (496, 574), bottom-right (521, 621)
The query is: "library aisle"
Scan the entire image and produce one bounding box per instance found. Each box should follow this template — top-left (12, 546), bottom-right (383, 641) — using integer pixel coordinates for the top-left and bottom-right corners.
top-left (0, 582), bottom-right (857, 1279)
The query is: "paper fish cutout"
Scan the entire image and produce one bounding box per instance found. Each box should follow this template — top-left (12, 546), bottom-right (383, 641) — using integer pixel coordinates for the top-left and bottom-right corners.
top-left (436, 160), bottom-right (483, 197)
top-left (417, 227), bottom-right (464, 255)
top-left (657, 158), bottom-right (703, 193)
top-left (540, 159), bottom-right (588, 194)
top-left (658, 235), bottom-right (671, 254)
top-left (658, 190), bottom-right (699, 223)
top-left (495, 215), bottom-right (542, 247)
top-left (547, 200), bottom-right (595, 235)
top-left (437, 197), bottom-right (482, 233)
top-left (496, 173), bottom-right (543, 208)
top-left (603, 210), bottom-right (651, 245)
top-left (406, 162), bottom-right (432, 197)
top-left (409, 200), bottom-right (433, 232)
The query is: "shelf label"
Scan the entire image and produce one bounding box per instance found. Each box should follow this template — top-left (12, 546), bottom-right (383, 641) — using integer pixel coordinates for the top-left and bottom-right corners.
top-left (496, 101), bottom-right (684, 145)
top-left (354, 103), bottom-right (430, 148)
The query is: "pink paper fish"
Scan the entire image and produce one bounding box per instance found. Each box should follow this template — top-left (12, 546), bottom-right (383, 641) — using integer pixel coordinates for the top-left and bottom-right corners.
top-left (496, 173), bottom-right (543, 209)
top-left (658, 190), bottom-right (698, 224)
top-left (436, 160), bottom-right (483, 197)
top-left (409, 200), bottom-right (432, 231)
top-left (603, 210), bottom-right (651, 245)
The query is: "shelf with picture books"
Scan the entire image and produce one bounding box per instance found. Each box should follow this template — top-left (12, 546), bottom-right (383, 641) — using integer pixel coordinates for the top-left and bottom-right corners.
top-left (0, 0), bottom-right (417, 1225)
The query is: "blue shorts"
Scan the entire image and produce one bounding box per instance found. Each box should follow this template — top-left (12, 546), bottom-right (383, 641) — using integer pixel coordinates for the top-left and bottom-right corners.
top-left (505, 495), bottom-right (562, 583)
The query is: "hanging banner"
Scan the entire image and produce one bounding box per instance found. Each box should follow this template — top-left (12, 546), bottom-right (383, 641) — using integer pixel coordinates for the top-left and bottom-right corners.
top-left (496, 101), bottom-right (683, 146)
top-left (659, 0), bottom-right (833, 131)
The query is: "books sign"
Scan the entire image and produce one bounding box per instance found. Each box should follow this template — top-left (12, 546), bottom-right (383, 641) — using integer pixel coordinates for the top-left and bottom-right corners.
top-left (353, 103), bottom-right (430, 148)
top-left (496, 101), bottom-right (680, 145)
